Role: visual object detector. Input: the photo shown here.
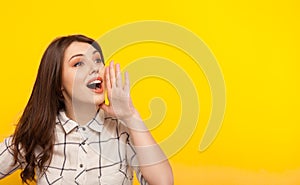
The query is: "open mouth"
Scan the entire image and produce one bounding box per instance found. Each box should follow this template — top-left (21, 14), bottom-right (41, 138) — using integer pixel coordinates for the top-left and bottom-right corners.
top-left (87, 80), bottom-right (101, 89)
top-left (87, 77), bottom-right (103, 93)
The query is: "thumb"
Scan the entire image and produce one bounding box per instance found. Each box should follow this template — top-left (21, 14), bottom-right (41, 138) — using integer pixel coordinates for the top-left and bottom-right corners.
top-left (99, 102), bottom-right (110, 113)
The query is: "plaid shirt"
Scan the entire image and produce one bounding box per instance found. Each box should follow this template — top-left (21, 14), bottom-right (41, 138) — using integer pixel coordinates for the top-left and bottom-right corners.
top-left (0, 109), bottom-right (147, 185)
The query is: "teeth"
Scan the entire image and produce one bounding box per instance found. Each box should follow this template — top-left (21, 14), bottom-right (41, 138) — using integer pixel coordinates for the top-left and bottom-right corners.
top-left (88, 80), bottom-right (102, 85)
top-left (87, 79), bottom-right (102, 89)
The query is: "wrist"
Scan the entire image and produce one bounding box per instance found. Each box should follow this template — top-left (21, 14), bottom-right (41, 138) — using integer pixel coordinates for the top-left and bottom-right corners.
top-left (120, 112), bottom-right (148, 132)
top-left (120, 110), bottom-right (140, 124)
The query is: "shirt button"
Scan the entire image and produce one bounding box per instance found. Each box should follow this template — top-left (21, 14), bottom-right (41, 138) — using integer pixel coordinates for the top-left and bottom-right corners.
top-left (82, 142), bottom-right (86, 145)
top-left (82, 127), bottom-right (86, 131)
top-left (79, 164), bottom-right (83, 168)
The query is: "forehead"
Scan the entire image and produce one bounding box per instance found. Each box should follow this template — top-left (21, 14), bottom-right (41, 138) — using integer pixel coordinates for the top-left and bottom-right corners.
top-left (64, 42), bottom-right (98, 59)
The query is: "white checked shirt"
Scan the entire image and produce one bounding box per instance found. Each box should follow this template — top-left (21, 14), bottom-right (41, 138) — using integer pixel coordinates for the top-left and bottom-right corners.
top-left (0, 109), bottom-right (148, 185)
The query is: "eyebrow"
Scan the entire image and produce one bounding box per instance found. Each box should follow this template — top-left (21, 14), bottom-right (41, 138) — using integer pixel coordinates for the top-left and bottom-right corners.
top-left (68, 50), bottom-right (100, 62)
top-left (93, 50), bottom-right (100, 55)
top-left (68, 54), bottom-right (84, 62)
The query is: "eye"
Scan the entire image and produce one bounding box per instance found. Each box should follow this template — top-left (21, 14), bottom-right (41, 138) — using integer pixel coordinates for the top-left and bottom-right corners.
top-left (95, 58), bottom-right (102, 63)
top-left (74, 61), bottom-right (84, 67)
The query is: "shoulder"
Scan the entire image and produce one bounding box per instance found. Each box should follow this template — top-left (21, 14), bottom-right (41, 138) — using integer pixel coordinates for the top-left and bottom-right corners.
top-left (0, 136), bottom-right (13, 150)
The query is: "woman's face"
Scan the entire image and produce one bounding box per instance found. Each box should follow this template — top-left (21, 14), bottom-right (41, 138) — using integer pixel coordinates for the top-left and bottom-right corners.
top-left (61, 41), bottom-right (105, 108)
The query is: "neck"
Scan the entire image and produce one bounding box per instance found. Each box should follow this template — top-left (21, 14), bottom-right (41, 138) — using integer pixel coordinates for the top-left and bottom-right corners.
top-left (65, 100), bottom-right (99, 125)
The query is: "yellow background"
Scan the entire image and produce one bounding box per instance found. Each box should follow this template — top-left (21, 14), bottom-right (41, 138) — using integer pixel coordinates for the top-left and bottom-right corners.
top-left (0, 0), bottom-right (299, 184)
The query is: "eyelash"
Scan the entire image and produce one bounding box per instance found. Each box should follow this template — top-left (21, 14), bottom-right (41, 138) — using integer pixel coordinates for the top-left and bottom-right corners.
top-left (74, 61), bottom-right (84, 67)
top-left (95, 58), bottom-right (102, 63)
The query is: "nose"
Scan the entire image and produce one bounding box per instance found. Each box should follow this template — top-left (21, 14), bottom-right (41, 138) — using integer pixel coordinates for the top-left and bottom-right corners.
top-left (89, 61), bottom-right (100, 75)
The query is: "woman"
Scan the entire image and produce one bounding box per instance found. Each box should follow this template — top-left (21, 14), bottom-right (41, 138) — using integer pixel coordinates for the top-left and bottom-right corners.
top-left (0, 35), bottom-right (173, 185)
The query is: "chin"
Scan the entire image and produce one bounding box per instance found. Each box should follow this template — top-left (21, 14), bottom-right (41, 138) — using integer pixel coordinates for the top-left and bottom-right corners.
top-left (93, 96), bottom-right (105, 106)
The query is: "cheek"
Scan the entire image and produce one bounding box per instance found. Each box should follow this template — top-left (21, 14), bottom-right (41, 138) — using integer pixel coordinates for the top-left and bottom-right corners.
top-left (99, 66), bottom-right (106, 88)
top-left (73, 71), bottom-right (86, 86)
top-left (62, 70), bottom-right (74, 90)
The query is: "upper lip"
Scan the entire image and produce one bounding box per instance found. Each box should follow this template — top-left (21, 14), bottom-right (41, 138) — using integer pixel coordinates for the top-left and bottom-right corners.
top-left (87, 76), bottom-right (103, 86)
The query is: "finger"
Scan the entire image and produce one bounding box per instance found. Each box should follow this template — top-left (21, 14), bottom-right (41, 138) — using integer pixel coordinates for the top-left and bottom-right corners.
top-left (105, 66), bottom-right (112, 92)
top-left (115, 63), bottom-right (122, 88)
top-left (109, 61), bottom-right (116, 87)
top-left (99, 103), bottom-right (111, 114)
top-left (124, 71), bottom-right (130, 93)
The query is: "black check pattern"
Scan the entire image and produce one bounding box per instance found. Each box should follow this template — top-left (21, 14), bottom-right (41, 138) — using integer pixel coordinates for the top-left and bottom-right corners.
top-left (0, 110), bottom-right (147, 185)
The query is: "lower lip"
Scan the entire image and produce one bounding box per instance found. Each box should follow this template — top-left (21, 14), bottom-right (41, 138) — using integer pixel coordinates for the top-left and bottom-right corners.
top-left (90, 85), bottom-right (103, 94)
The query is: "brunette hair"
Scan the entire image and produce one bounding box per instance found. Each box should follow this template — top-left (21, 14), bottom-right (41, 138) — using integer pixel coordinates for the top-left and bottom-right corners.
top-left (12, 34), bottom-right (104, 184)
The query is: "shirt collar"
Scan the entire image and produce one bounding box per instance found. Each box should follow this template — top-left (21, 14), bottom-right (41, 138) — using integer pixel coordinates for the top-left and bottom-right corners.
top-left (86, 109), bottom-right (104, 133)
top-left (57, 109), bottom-right (104, 134)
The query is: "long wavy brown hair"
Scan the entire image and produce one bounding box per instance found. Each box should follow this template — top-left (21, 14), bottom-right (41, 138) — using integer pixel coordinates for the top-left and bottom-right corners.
top-left (12, 34), bottom-right (104, 184)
